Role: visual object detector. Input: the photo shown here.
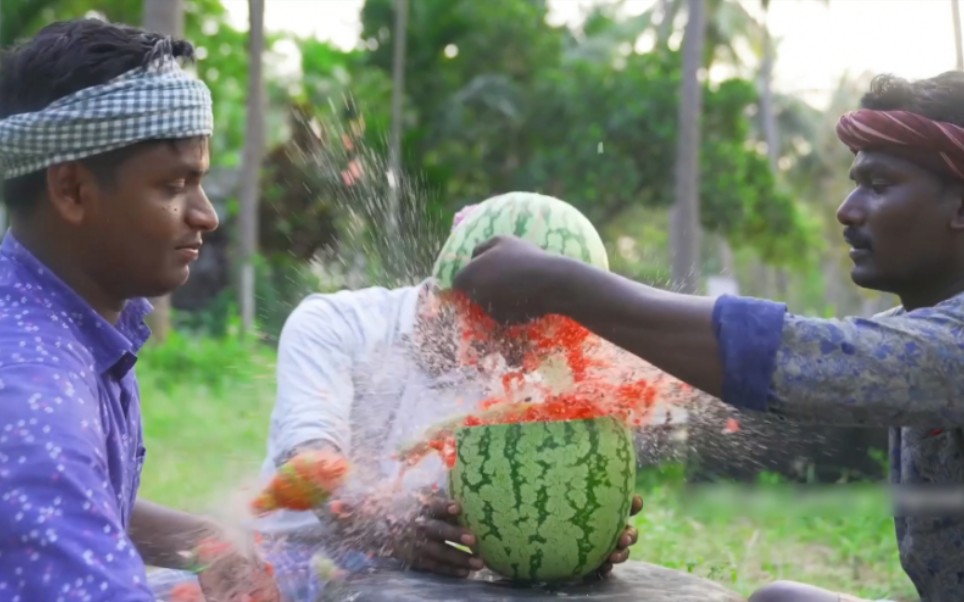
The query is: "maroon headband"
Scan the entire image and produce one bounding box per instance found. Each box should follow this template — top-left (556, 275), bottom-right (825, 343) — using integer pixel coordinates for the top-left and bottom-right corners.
top-left (835, 109), bottom-right (964, 181)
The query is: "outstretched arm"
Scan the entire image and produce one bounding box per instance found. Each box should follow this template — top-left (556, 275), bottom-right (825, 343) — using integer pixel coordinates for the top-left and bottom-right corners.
top-left (546, 260), bottom-right (725, 399)
top-left (551, 258), bottom-right (964, 427)
top-left (454, 237), bottom-right (964, 428)
top-left (555, 258), bottom-right (964, 426)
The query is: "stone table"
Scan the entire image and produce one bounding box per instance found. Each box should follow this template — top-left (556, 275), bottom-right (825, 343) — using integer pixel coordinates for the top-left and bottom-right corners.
top-left (320, 561), bottom-right (747, 602)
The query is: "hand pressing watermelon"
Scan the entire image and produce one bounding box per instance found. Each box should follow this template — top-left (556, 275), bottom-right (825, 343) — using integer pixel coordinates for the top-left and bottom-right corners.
top-left (433, 191), bottom-right (609, 290)
top-left (434, 191), bottom-right (609, 325)
top-left (451, 234), bottom-right (568, 324)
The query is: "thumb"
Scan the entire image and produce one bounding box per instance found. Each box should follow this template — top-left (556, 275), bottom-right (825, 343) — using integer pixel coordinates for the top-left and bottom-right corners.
top-left (470, 236), bottom-right (503, 259)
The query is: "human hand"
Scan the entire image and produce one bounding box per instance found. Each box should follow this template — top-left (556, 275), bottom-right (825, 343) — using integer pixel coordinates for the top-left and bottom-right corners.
top-left (451, 235), bottom-right (564, 324)
top-left (591, 494), bottom-right (643, 580)
top-left (391, 493), bottom-right (485, 578)
top-left (195, 540), bottom-right (281, 602)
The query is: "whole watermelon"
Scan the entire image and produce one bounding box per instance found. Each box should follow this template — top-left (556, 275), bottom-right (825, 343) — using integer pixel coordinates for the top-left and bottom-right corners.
top-left (432, 192), bottom-right (609, 289)
top-left (449, 416), bottom-right (637, 584)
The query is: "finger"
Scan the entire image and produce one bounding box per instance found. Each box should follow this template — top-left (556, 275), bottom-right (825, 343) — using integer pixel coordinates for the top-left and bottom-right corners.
top-left (420, 540), bottom-right (484, 571)
top-left (470, 236), bottom-right (502, 259)
top-left (630, 495), bottom-right (643, 515)
top-left (241, 577), bottom-right (282, 602)
top-left (623, 527), bottom-right (638, 547)
top-left (410, 550), bottom-right (474, 578)
top-left (597, 561), bottom-right (614, 577)
top-left (418, 517), bottom-right (477, 548)
top-left (612, 525), bottom-right (635, 550)
top-left (423, 497), bottom-right (460, 520)
top-left (608, 547), bottom-right (630, 564)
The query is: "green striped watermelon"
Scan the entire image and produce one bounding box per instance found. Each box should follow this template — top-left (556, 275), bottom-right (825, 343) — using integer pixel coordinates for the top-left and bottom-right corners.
top-left (448, 416), bottom-right (636, 584)
top-left (432, 192), bottom-right (609, 289)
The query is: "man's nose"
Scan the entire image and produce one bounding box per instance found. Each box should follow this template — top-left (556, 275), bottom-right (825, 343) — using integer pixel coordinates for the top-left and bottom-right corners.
top-left (836, 189), bottom-right (866, 226)
top-left (187, 187), bottom-right (219, 232)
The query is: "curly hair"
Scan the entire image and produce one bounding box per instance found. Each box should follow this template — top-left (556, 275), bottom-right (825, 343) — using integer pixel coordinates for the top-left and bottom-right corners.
top-left (859, 71), bottom-right (964, 126)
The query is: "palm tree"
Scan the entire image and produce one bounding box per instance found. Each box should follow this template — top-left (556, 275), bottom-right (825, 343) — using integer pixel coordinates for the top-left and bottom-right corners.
top-left (143, 0), bottom-right (185, 343)
top-left (953, 0), bottom-right (963, 70)
top-left (238, 0), bottom-right (265, 333)
top-left (670, 0), bottom-right (707, 294)
top-left (388, 0), bottom-right (408, 241)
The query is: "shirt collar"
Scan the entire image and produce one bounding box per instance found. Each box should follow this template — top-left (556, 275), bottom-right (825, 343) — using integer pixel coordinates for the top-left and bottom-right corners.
top-left (0, 231), bottom-right (153, 376)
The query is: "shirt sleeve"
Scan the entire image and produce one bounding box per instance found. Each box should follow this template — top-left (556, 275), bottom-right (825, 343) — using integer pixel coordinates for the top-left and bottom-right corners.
top-left (713, 294), bottom-right (964, 427)
top-left (268, 296), bottom-right (359, 463)
top-left (0, 362), bottom-right (154, 601)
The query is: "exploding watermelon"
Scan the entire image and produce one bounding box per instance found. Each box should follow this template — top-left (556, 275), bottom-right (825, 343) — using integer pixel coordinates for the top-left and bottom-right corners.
top-left (432, 191), bottom-right (609, 289)
top-left (449, 416), bottom-right (636, 584)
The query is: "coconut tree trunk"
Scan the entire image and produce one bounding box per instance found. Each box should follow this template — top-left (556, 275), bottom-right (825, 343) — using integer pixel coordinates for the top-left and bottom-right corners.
top-left (143, 0), bottom-right (184, 343)
top-left (388, 0), bottom-right (408, 238)
top-left (670, 0), bottom-right (707, 294)
top-left (657, 0), bottom-right (679, 46)
top-left (239, 0), bottom-right (266, 333)
top-left (758, 1), bottom-right (786, 299)
top-left (953, 0), bottom-right (963, 70)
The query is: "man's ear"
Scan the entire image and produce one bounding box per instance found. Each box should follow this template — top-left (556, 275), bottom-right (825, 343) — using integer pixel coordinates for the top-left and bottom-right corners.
top-left (45, 162), bottom-right (97, 225)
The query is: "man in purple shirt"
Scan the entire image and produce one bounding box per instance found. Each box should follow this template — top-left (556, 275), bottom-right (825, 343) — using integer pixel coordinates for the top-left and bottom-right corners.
top-left (452, 72), bottom-right (964, 602)
top-left (0, 19), bottom-right (280, 601)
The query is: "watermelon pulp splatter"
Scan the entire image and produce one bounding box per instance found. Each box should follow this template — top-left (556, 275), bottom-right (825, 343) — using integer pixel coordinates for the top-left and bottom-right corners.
top-left (251, 449), bottom-right (351, 515)
top-left (393, 290), bottom-right (696, 583)
top-left (401, 290), bottom-right (691, 469)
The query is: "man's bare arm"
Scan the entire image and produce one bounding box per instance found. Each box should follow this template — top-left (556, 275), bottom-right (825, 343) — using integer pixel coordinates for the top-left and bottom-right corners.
top-left (546, 256), bottom-right (725, 398)
top-left (129, 499), bottom-right (219, 570)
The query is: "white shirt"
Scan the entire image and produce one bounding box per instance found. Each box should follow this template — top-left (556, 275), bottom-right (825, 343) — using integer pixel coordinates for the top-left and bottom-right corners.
top-left (254, 279), bottom-right (485, 535)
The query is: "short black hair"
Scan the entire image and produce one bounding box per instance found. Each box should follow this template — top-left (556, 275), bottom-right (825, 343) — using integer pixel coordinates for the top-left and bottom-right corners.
top-left (860, 71), bottom-right (964, 127)
top-left (0, 18), bottom-right (197, 214)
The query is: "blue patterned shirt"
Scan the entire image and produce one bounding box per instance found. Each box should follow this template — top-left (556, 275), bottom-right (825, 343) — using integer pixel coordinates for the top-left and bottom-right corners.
top-left (714, 293), bottom-right (964, 602)
top-left (0, 233), bottom-right (154, 601)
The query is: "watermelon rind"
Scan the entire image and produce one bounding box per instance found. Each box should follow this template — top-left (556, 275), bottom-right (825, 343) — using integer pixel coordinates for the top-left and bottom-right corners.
top-left (432, 191), bottom-right (609, 290)
top-left (448, 416), bottom-right (636, 584)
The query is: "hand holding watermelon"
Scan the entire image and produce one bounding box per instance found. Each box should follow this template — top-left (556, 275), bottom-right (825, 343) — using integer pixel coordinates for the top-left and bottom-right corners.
top-left (390, 493), bottom-right (485, 578)
top-left (593, 493), bottom-right (643, 580)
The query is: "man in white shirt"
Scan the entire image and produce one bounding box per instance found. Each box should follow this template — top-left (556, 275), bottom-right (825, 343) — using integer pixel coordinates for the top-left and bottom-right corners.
top-left (255, 201), bottom-right (642, 598)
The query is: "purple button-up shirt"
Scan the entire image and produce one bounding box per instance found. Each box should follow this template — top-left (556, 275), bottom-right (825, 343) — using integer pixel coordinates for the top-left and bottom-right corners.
top-left (715, 293), bottom-right (964, 602)
top-left (0, 233), bottom-right (155, 601)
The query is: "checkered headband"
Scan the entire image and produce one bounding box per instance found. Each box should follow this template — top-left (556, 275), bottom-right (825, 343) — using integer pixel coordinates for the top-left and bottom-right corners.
top-left (0, 56), bottom-right (213, 179)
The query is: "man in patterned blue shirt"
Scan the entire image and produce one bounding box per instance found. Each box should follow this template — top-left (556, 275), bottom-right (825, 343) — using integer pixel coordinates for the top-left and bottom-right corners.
top-left (0, 19), bottom-right (279, 601)
top-left (451, 72), bottom-right (964, 602)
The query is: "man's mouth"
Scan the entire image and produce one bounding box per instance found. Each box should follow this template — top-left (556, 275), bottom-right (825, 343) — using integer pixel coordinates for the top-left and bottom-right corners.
top-left (176, 242), bottom-right (202, 262)
top-left (843, 230), bottom-right (871, 252)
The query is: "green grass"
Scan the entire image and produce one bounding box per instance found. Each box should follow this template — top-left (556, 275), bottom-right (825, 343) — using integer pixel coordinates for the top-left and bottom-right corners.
top-left (135, 334), bottom-right (917, 601)
top-left (631, 466), bottom-right (916, 600)
top-left (136, 331), bottom-right (278, 511)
